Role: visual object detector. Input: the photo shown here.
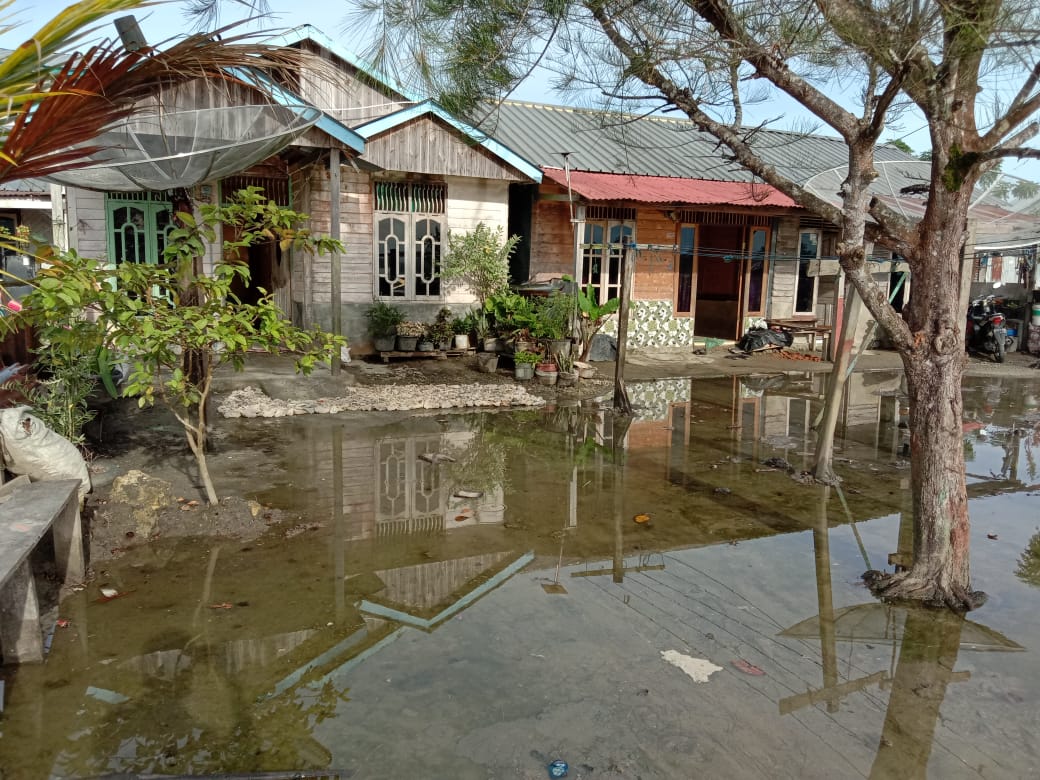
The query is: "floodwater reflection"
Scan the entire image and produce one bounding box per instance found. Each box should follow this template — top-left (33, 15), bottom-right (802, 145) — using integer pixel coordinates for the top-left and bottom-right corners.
top-left (1, 373), bottom-right (1038, 777)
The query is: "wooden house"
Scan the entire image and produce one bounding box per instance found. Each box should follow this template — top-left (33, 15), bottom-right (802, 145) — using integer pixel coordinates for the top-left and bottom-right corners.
top-left (486, 101), bottom-right (917, 349)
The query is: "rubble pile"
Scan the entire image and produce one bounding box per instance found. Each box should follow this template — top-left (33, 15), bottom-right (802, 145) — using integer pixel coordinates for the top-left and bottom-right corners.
top-left (218, 384), bottom-right (545, 418)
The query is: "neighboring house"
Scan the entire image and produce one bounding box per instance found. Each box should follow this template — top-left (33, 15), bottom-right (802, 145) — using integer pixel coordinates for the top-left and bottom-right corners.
top-left (0, 178), bottom-right (51, 298)
top-left (52, 71), bottom-right (366, 324)
top-left (54, 25), bottom-right (542, 353)
top-left (486, 100), bottom-right (919, 347)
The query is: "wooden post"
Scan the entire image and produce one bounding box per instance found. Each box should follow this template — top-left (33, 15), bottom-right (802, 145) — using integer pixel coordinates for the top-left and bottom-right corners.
top-left (329, 148), bottom-right (342, 375)
top-left (812, 283), bottom-right (864, 483)
top-left (613, 241), bottom-right (636, 414)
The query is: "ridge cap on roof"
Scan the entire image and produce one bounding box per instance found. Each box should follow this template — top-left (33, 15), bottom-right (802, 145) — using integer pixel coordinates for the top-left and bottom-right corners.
top-left (497, 98), bottom-right (861, 144)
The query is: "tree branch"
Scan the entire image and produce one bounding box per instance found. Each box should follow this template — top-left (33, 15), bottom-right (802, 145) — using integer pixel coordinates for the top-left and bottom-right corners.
top-left (588, 3), bottom-right (845, 226)
top-left (681, 0), bottom-right (862, 140)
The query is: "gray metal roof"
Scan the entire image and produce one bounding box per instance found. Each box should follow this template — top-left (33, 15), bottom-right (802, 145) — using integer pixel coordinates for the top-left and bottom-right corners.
top-left (0, 178), bottom-right (50, 196)
top-left (482, 100), bottom-right (914, 185)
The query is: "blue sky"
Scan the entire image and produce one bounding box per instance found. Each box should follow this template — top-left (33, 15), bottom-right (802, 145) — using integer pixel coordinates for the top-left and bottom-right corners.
top-left (3, 0), bottom-right (1038, 183)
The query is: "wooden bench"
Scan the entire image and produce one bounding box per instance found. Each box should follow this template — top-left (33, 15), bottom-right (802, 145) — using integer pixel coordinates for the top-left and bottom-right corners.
top-left (0, 478), bottom-right (84, 664)
top-left (766, 319), bottom-right (833, 357)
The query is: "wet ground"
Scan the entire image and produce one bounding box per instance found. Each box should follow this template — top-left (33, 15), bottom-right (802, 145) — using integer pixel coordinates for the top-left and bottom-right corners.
top-left (2, 363), bottom-right (1040, 779)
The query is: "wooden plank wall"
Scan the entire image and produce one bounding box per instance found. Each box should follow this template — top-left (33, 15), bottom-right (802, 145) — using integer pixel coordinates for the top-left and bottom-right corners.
top-left (362, 117), bottom-right (527, 182)
top-left (299, 42), bottom-right (411, 126)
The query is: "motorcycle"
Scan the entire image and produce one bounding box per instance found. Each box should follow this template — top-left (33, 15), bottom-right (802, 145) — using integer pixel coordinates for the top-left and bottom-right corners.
top-left (966, 294), bottom-right (1012, 363)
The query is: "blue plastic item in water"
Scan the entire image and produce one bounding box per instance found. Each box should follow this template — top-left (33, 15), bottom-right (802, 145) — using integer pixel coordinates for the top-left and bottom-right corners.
top-left (548, 759), bottom-right (569, 778)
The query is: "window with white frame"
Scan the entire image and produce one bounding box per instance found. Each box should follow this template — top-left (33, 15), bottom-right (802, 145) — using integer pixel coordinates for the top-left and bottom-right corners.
top-left (581, 209), bottom-right (634, 305)
top-left (375, 181), bottom-right (445, 299)
top-left (106, 192), bottom-right (174, 265)
top-left (795, 230), bottom-right (819, 315)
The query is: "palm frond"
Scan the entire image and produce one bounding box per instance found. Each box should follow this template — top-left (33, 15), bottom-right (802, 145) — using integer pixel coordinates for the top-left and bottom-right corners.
top-left (0, 20), bottom-right (313, 183)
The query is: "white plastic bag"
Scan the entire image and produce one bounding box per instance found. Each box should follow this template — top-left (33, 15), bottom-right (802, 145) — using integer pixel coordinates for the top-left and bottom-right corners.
top-left (0, 406), bottom-right (91, 500)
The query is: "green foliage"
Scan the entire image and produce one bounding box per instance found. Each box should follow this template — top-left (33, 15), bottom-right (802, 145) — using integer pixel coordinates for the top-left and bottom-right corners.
top-left (452, 311), bottom-right (477, 335)
top-left (11, 188), bottom-right (344, 504)
top-left (533, 291), bottom-right (574, 341)
top-left (442, 223), bottom-right (519, 307)
top-left (569, 275), bottom-right (619, 360)
top-left (429, 307), bottom-right (455, 343)
top-left (1016, 530), bottom-right (1040, 588)
top-left (484, 290), bottom-right (537, 337)
top-left (513, 350), bottom-right (540, 364)
top-left (365, 300), bottom-right (405, 336)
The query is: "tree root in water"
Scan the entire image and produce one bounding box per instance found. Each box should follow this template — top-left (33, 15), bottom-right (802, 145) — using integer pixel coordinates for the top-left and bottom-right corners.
top-left (862, 569), bottom-right (988, 612)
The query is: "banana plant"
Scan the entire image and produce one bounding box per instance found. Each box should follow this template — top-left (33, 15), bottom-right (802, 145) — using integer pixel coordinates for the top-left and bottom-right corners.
top-left (568, 275), bottom-right (619, 361)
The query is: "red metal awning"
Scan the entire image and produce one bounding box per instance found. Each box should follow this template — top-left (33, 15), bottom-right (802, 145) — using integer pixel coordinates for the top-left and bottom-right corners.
top-left (541, 167), bottom-right (797, 208)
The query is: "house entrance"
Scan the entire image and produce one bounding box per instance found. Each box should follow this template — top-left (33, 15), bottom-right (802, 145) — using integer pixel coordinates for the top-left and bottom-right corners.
top-left (693, 224), bottom-right (744, 340)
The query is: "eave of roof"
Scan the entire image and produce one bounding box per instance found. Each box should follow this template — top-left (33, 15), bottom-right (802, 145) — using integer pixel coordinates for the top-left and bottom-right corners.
top-left (354, 100), bottom-right (542, 183)
top-left (542, 167), bottom-right (796, 208)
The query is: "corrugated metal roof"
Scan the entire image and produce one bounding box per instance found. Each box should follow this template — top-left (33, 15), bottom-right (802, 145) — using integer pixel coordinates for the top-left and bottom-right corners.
top-left (0, 178), bottom-right (49, 196)
top-left (542, 167), bottom-right (795, 207)
top-left (482, 101), bottom-right (915, 184)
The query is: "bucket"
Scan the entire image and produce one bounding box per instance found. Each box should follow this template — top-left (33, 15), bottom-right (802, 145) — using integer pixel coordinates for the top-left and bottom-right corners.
top-left (1032, 303), bottom-right (1040, 326)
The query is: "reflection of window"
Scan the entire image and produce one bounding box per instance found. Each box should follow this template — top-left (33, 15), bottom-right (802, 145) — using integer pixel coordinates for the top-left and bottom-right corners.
top-left (376, 437), bottom-right (445, 530)
top-left (375, 181), bottom-right (445, 299)
top-left (582, 217), bottom-right (633, 305)
top-left (745, 228), bottom-right (769, 314)
top-left (796, 231), bottom-right (819, 315)
top-left (106, 192), bottom-right (173, 265)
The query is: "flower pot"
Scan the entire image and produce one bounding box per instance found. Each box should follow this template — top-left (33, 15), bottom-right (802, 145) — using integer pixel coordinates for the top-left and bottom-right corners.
top-left (514, 339), bottom-right (536, 354)
top-left (373, 334), bottom-right (397, 352)
top-left (454, 334), bottom-right (471, 349)
top-left (549, 339), bottom-right (571, 361)
top-left (536, 361), bottom-right (557, 373)
top-left (558, 370), bottom-right (578, 387)
top-left (534, 367), bottom-right (558, 386)
top-left (417, 340), bottom-right (435, 352)
top-left (396, 336), bottom-right (419, 351)
top-left (514, 363), bottom-right (535, 381)
top-left (477, 352), bottom-right (499, 373)
top-left (483, 337), bottom-right (502, 352)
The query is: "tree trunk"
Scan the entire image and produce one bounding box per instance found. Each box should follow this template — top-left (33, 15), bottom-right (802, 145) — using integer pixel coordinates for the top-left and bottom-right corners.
top-left (865, 172), bottom-right (985, 611)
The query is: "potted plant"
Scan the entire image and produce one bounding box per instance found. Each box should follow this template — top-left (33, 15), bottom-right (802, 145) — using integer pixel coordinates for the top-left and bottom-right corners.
top-left (534, 354), bottom-right (558, 386)
top-left (441, 223), bottom-right (519, 309)
top-left (430, 308), bottom-right (455, 350)
top-left (396, 320), bottom-right (425, 351)
top-left (365, 301), bottom-right (404, 352)
top-left (513, 350), bottom-right (539, 381)
top-left (452, 312), bottom-right (474, 349)
top-left (534, 291), bottom-right (574, 360)
top-left (416, 324), bottom-right (435, 351)
top-left (556, 349), bottom-right (578, 387)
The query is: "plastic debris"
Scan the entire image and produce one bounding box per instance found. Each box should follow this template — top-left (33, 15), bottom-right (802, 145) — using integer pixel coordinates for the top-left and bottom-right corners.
top-left (633, 513), bottom-right (651, 524)
top-left (987, 533), bottom-right (999, 540)
top-left (418, 452), bottom-right (455, 464)
top-left (548, 759), bottom-right (569, 778)
top-left (661, 650), bottom-right (722, 682)
top-left (732, 659), bottom-right (766, 676)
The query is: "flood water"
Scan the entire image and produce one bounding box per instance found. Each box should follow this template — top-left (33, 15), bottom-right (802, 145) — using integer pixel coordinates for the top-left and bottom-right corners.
top-left (2, 371), bottom-right (1039, 779)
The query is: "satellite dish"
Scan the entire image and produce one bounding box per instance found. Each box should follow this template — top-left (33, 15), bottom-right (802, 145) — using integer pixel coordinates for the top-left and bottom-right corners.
top-left (43, 103), bottom-right (321, 191)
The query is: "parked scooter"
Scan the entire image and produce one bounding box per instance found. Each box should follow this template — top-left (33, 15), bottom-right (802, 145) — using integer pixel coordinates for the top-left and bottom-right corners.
top-left (966, 293), bottom-right (1011, 363)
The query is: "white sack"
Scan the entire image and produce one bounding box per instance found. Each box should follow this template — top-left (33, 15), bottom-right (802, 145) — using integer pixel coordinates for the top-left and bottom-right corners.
top-left (0, 406), bottom-right (91, 500)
